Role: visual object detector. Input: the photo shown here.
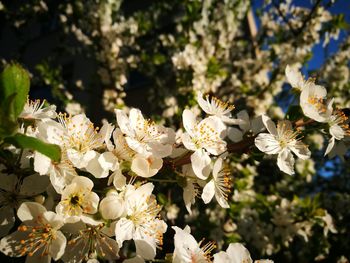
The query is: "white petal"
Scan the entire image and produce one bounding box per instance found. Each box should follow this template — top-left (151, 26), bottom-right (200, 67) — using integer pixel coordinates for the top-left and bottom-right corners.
top-left (111, 170), bottom-right (127, 190)
top-left (226, 243), bottom-right (253, 263)
top-left (135, 238), bottom-right (156, 260)
top-left (182, 109), bottom-right (197, 136)
top-left (82, 192), bottom-right (100, 214)
top-left (20, 173), bottom-right (49, 196)
top-left (99, 195), bottom-right (124, 220)
top-left (277, 149), bottom-right (295, 175)
top-left (181, 133), bottom-right (197, 151)
top-left (255, 134), bottom-right (281, 154)
top-left (285, 64), bottom-right (305, 90)
top-left (42, 211), bottom-right (64, 229)
top-left (261, 115), bottom-right (278, 135)
top-left (197, 92), bottom-right (211, 114)
top-left (201, 180), bottom-right (215, 204)
top-left (97, 235), bottom-right (120, 261)
top-left (17, 202), bottom-right (46, 222)
top-left (0, 173), bottom-right (17, 191)
top-left (99, 152), bottom-right (118, 171)
top-left (191, 150), bottom-right (211, 179)
top-left (50, 230), bottom-right (66, 260)
top-left (251, 116), bottom-right (265, 135)
top-left (215, 188), bottom-right (229, 209)
top-left (325, 137), bottom-right (336, 156)
top-left (115, 109), bottom-right (134, 137)
top-left (115, 218), bottom-right (134, 247)
top-left (213, 251), bottom-right (231, 263)
top-left (72, 176), bottom-right (94, 191)
top-left (330, 124), bottom-right (345, 140)
top-left (129, 108), bottom-right (144, 135)
top-left (99, 122), bottom-right (115, 151)
top-left (290, 141), bottom-right (311, 160)
top-left (25, 248), bottom-right (50, 263)
top-left (237, 110), bottom-right (250, 131)
top-left (33, 152), bottom-right (51, 175)
top-left (0, 206), bottom-right (15, 238)
top-left (228, 127), bottom-right (243, 142)
top-left (0, 230), bottom-right (29, 257)
top-left (212, 157), bottom-right (223, 179)
top-left (183, 181), bottom-right (196, 214)
top-left (148, 142), bottom-right (173, 158)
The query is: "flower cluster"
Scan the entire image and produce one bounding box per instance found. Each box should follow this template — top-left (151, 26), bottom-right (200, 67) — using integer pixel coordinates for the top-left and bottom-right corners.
top-left (0, 92), bottom-right (283, 262)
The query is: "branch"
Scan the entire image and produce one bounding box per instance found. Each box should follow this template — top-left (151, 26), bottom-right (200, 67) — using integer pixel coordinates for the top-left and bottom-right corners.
top-left (272, 0), bottom-right (298, 36)
top-left (294, 0), bottom-right (322, 36)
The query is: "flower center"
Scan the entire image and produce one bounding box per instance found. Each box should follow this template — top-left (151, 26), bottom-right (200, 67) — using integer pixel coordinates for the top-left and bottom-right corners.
top-left (307, 96), bottom-right (327, 113)
top-left (17, 219), bottom-right (56, 257)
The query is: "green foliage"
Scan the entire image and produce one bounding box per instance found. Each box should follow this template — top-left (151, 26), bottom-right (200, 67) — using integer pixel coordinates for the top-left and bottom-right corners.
top-left (0, 64), bottom-right (30, 137)
top-left (4, 133), bottom-right (61, 163)
top-left (0, 64), bottom-right (30, 118)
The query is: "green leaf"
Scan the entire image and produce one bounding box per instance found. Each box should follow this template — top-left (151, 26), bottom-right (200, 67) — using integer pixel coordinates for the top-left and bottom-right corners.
top-left (4, 133), bottom-right (61, 162)
top-left (0, 94), bottom-right (18, 137)
top-left (0, 63), bottom-right (30, 119)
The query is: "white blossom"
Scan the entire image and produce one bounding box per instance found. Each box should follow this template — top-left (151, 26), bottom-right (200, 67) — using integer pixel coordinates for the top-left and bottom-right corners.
top-left (56, 176), bottom-right (99, 222)
top-left (115, 183), bottom-right (166, 260)
top-left (19, 99), bottom-right (57, 120)
top-left (255, 116), bottom-right (311, 175)
top-left (115, 108), bottom-right (175, 159)
top-left (172, 225), bottom-right (215, 263)
top-left (0, 202), bottom-right (66, 262)
top-left (201, 157), bottom-right (231, 208)
top-left (213, 243), bottom-right (273, 263)
top-left (181, 109), bottom-right (226, 179)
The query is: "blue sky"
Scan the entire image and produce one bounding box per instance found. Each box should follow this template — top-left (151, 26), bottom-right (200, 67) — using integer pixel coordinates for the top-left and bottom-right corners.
top-left (253, 0), bottom-right (350, 70)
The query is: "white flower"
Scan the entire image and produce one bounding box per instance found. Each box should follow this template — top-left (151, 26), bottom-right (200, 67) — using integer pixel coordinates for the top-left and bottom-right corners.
top-left (181, 164), bottom-right (201, 214)
top-left (0, 202), bottom-right (66, 262)
top-left (115, 183), bottom-right (166, 260)
top-left (99, 190), bottom-right (124, 220)
top-left (201, 157), bottom-right (231, 208)
top-left (255, 116), bottom-right (311, 175)
top-left (285, 65), bottom-right (333, 122)
top-left (325, 110), bottom-right (350, 155)
top-left (56, 176), bottom-right (99, 221)
top-left (0, 173), bottom-right (49, 237)
top-left (62, 222), bottom-right (119, 263)
top-left (34, 152), bottom-right (77, 194)
top-left (181, 109), bottom-right (226, 179)
top-left (37, 114), bottom-right (109, 169)
top-left (172, 225), bottom-right (215, 263)
top-left (131, 154), bottom-right (163, 178)
top-left (300, 82), bottom-right (333, 123)
top-left (228, 110), bottom-right (264, 142)
top-left (285, 64), bottom-right (307, 91)
top-left (115, 108), bottom-right (175, 159)
top-left (318, 211), bottom-right (337, 237)
top-left (112, 129), bottom-right (136, 161)
top-left (213, 243), bottom-right (273, 263)
top-left (197, 92), bottom-right (237, 124)
top-left (19, 99), bottom-right (57, 120)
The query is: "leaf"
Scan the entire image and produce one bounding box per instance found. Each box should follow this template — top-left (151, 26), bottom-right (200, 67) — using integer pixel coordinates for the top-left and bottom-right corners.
top-left (0, 94), bottom-right (18, 137)
top-left (0, 63), bottom-right (30, 119)
top-left (4, 133), bottom-right (61, 162)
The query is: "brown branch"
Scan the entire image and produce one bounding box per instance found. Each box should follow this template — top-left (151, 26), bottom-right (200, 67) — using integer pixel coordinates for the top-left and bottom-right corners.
top-left (166, 137), bottom-right (257, 168)
top-left (294, 0), bottom-right (322, 36)
top-left (295, 118), bottom-right (315, 128)
top-left (166, 118), bottom-right (315, 169)
top-left (272, 0), bottom-right (298, 36)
